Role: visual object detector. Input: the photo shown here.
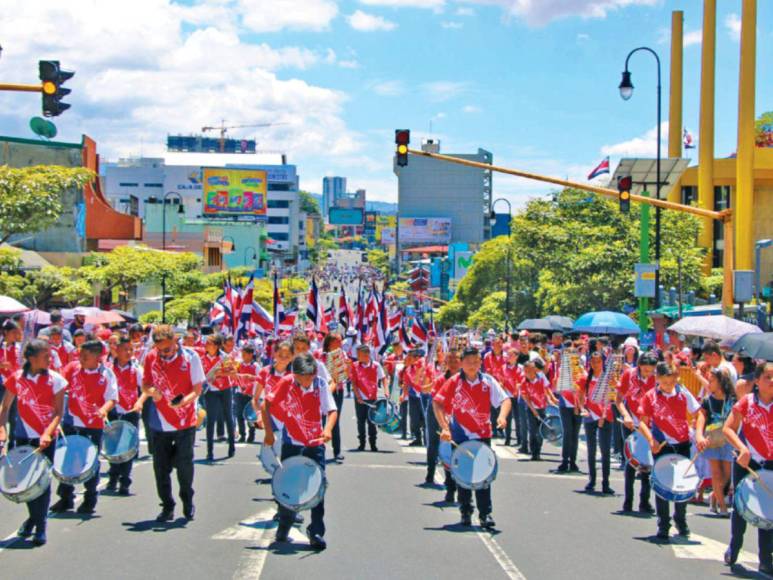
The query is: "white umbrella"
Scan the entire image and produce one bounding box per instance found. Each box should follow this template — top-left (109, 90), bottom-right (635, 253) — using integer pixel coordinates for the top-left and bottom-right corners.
top-left (668, 315), bottom-right (762, 344)
top-left (0, 295), bottom-right (29, 314)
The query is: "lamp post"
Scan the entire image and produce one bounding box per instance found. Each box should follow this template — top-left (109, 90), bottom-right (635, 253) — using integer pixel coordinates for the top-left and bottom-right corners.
top-left (755, 239), bottom-right (772, 329)
top-left (244, 245), bottom-right (257, 268)
top-left (620, 46), bottom-right (662, 306)
top-left (222, 235), bottom-right (236, 270)
top-left (161, 192), bottom-right (184, 323)
top-left (492, 198), bottom-right (512, 333)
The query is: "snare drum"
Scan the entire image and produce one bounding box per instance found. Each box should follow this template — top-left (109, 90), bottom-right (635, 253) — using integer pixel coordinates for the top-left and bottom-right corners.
top-left (734, 469), bottom-right (773, 530)
top-left (450, 440), bottom-right (498, 490)
top-left (438, 440), bottom-right (453, 470)
top-left (539, 415), bottom-right (563, 446)
top-left (271, 455), bottom-right (326, 511)
top-left (243, 404), bottom-right (258, 424)
top-left (381, 403), bottom-right (401, 433)
top-left (53, 435), bottom-right (99, 486)
top-left (0, 446), bottom-right (52, 504)
top-left (651, 453), bottom-right (700, 502)
top-left (368, 400), bottom-right (389, 426)
top-left (259, 439), bottom-right (282, 475)
top-left (624, 431), bottom-right (654, 473)
top-left (102, 420), bottom-right (139, 464)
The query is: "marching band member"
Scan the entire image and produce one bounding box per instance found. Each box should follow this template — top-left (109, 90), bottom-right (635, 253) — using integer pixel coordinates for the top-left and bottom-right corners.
top-left (142, 325), bottom-right (204, 522)
top-left (501, 347), bottom-right (523, 448)
top-left (403, 348), bottom-right (434, 447)
top-left (253, 341), bottom-right (294, 422)
top-left (319, 333), bottom-right (346, 462)
top-left (433, 347), bottom-right (511, 529)
top-left (350, 344), bottom-right (387, 452)
top-left (52, 340), bottom-right (118, 515)
top-left (638, 362), bottom-right (701, 541)
top-left (234, 345), bottom-right (259, 443)
top-left (616, 353), bottom-right (657, 513)
top-left (557, 341), bottom-right (582, 474)
top-left (521, 358), bottom-right (557, 462)
top-left (722, 361), bottom-right (772, 575)
top-left (106, 336), bottom-right (147, 495)
top-left (262, 353), bottom-right (338, 550)
top-left (47, 326), bottom-right (76, 368)
top-left (0, 340), bottom-right (66, 546)
top-left (483, 335), bottom-right (506, 439)
top-left (201, 334), bottom-right (236, 461)
top-left (0, 321), bottom-right (23, 449)
top-left (577, 352), bottom-right (615, 495)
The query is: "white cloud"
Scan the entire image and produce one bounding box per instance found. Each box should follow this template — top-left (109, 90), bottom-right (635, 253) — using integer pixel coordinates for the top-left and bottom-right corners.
top-left (464, 0), bottom-right (658, 27)
top-left (338, 59), bottom-right (361, 69)
top-left (456, 7), bottom-right (475, 16)
top-left (422, 81), bottom-right (469, 102)
top-left (359, 0), bottom-right (445, 8)
top-left (347, 9), bottom-right (398, 31)
top-left (462, 105), bottom-right (482, 113)
top-left (238, 0), bottom-right (338, 32)
top-left (683, 29), bottom-right (702, 47)
top-left (371, 80), bottom-right (405, 96)
top-left (725, 13), bottom-right (741, 41)
top-left (441, 20), bottom-right (464, 29)
top-left (577, 32), bottom-right (590, 42)
top-left (0, 0), bottom-right (359, 163)
top-left (601, 122), bottom-right (669, 157)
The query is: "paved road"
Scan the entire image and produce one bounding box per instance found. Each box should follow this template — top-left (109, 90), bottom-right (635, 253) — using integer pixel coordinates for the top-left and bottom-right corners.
top-left (0, 402), bottom-right (765, 579)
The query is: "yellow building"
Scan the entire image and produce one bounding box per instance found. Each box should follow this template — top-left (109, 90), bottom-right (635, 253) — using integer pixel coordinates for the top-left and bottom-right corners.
top-left (667, 1), bottom-right (773, 292)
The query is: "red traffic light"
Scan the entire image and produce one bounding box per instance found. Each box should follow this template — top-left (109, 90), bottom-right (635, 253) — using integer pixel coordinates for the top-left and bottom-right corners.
top-left (395, 129), bottom-right (410, 145)
top-left (617, 175), bottom-right (632, 193)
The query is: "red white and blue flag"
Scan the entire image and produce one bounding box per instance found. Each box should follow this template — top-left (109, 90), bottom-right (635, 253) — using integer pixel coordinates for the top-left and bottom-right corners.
top-left (306, 278), bottom-right (323, 331)
top-left (273, 273), bottom-right (284, 336)
top-left (209, 294), bottom-right (227, 329)
top-left (587, 157), bottom-right (610, 180)
top-left (337, 287), bottom-right (352, 330)
top-left (410, 317), bottom-right (428, 345)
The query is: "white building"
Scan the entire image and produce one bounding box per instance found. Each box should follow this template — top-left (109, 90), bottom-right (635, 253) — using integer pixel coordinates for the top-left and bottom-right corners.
top-left (102, 153), bottom-right (306, 259)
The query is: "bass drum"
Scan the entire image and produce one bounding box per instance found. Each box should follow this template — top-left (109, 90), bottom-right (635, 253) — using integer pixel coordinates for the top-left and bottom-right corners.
top-left (0, 446), bottom-right (52, 504)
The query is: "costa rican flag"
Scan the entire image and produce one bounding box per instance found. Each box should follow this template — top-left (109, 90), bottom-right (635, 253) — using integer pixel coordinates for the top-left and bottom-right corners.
top-left (388, 309), bottom-right (402, 333)
top-left (209, 295), bottom-right (227, 328)
top-left (306, 278), bottom-right (323, 331)
top-left (683, 129), bottom-right (696, 149)
top-left (236, 276), bottom-right (256, 339)
top-left (337, 287), bottom-right (352, 330)
top-left (410, 317), bottom-right (428, 345)
top-left (278, 309), bottom-right (297, 333)
top-left (587, 157), bottom-right (610, 180)
top-left (251, 301), bottom-right (274, 335)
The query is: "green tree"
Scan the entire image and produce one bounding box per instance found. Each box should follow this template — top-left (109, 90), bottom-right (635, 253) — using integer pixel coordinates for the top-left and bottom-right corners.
top-left (756, 111), bottom-right (773, 147)
top-left (0, 166), bottom-right (94, 244)
top-left (298, 191), bottom-right (321, 215)
top-left (366, 248), bottom-right (390, 276)
top-left (467, 291), bottom-right (507, 331)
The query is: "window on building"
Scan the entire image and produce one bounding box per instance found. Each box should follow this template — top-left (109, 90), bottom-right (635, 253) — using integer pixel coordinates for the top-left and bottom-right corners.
top-left (270, 232), bottom-right (289, 241)
top-left (299, 221), bottom-right (304, 230)
top-left (206, 247), bottom-right (222, 268)
top-left (267, 216), bottom-right (289, 225)
top-left (267, 200), bottom-right (290, 209)
top-left (712, 186), bottom-right (732, 268)
top-left (681, 186), bottom-right (697, 206)
top-left (143, 183), bottom-right (163, 188)
top-left (119, 182), bottom-right (139, 187)
top-left (268, 183), bottom-right (291, 191)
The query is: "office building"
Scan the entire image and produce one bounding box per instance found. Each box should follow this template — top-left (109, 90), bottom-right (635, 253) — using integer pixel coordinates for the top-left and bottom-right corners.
top-left (322, 176), bottom-right (347, 219)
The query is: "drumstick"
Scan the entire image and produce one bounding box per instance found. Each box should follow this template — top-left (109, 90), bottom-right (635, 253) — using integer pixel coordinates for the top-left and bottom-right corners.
top-left (683, 450), bottom-right (703, 475)
top-left (742, 465), bottom-right (773, 496)
top-left (58, 424), bottom-right (68, 443)
top-left (19, 447), bottom-right (43, 464)
top-left (436, 432), bottom-right (475, 459)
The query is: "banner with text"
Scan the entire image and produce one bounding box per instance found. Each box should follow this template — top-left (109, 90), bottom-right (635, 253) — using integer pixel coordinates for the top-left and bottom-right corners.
top-left (202, 167), bottom-right (267, 218)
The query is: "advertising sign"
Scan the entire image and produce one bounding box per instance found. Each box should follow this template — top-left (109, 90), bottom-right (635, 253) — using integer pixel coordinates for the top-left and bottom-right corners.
top-left (453, 251), bottom-right (474, 281)
top-left (380, 227), bottom-right (395, 245)
top-left (329, 208), bottom-right (364, 225)
top-left (634, 263), bottom-right (658, 298)
top-left (398, 217), bottom-right (452, 244)
top-left (202, 167), bottom-right (267, 218)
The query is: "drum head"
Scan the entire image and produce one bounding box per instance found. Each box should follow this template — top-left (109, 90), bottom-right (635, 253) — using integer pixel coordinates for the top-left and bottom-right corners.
top-left (545, 405), bottom-right (560, 418)
top-left (368, 400), bottom-right (389, 425)
top-left (243, 404), bottom-right (258, 423)
top-left (259, 442), bottom-right (281, 475)
top-left (272, 456), bottom-right (325, 511)
top-left (653, 453), bottom-right (700, 496)
top-left (450, 440), bottom-right (497, 490)
top-left (54, 435), bottom-right (98, 481)
top-left (0, 446), bottom-right (51, 502)
top-left (734, 470), bottom-right (773, 530)
top-left (540, 416), bottom-right (563, 443)
top-left (438, 440), bottom-right (453, 469)
top-left (626, 432), bottom-right (653, 469)
top-left (102, 421), bottom-right (139, 462)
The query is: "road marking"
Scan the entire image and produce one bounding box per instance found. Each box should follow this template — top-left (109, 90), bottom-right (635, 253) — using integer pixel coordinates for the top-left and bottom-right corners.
top-left (477, 531), bottom-right (528, 580)
top-left (670, 532), bottom-right (757, 566)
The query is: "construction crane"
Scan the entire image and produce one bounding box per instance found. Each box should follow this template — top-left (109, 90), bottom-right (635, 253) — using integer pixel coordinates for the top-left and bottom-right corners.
top-left (201, 120), bottom-right (285, 152)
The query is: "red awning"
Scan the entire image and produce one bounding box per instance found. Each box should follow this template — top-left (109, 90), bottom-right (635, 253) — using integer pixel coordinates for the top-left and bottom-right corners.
top-left (402, 245), bottom-right (448, 253)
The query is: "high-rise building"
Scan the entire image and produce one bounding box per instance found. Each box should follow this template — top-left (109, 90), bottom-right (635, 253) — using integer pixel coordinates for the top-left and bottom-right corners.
top-left (322, 176), bottom-right (347, 219)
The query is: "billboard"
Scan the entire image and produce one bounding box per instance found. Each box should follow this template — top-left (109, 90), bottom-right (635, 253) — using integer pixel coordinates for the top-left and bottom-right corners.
top-left (202, 167), bottom-right (267, 218)
top-left (380, 227), bottom-right (395, 245)
top-left (398, 217), bottom-right (452, 244)
top-left (329, 208), bottom-right (364, 225)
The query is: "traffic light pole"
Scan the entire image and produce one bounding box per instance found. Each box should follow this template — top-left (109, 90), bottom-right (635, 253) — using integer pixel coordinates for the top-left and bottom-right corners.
top-left (0, 83), bottom-right (44, 92)
top-left (638, 191), bottom-right (651, 333)
top-left (405, 147), bottom-right (736, 316)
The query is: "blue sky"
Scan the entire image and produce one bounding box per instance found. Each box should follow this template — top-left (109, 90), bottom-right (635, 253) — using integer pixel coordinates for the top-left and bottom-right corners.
top-left (0, 0), bottom-right (770, 208)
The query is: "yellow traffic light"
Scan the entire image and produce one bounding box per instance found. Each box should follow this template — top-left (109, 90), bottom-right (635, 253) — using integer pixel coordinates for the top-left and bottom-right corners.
top-left (42, 81), bottom-right (56, 95)
top-left (397, 144), bottom-right (408, 155)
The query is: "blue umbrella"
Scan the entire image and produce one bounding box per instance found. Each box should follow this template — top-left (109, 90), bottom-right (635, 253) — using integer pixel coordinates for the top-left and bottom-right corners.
top-left (572, 311), bottom-right (640, 336)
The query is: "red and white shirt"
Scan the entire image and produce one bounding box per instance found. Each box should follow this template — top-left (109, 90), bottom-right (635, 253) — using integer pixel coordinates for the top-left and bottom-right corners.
top-left (0, 342), bottom-right (21, 382)
top-left (256, 365), bottom-right (291, 403)
top-left (402, 359), bottom-right (435, 397)
top-left (522, 373), bottom-right (551, 410)
top-left (733, 394), bottom-right (772, 463)
top-left (143, 348), bottom-right (205, 432)
top-left (49, 341), bottom-right (76, 368)
top-left (638, 386), bottom-right (700, 444)
top-left (109, 361), bottom-right (143, 415)
top-left (266, 374), bottom-right (336, 447)
top-left (483, 351), bottom-right (506, 381)
top-left (383, 353), bottom-right (403, 377)
top-left (5, 370), bottom-right (67, 439)
top-left (580, 375), bottom-right (615, 422)
top-left (434, 372), bottom-right (508, 439)
top-left (557, 368), bottom-right (582, 408)
top-left (63, 363), bottom-right (119, 429)
top-left (351, 361), bottom-right (385, 401)
top-left (201, 352), bottom-right (232, 391)
top-left (618, 368), bottom-right (656, 424)
top-left (236, 362), bottom-right (259, 396)
top-left (500, 364), bottom-right (523, 397)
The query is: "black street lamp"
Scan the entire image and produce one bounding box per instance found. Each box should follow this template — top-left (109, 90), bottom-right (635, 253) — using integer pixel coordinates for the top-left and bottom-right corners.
top-left (244, 245), bottom-right (257, 267)
top-left (619, 46), bottom-right (662, 306)
top-left (161, 191), bottom-right (184, 323)
top-left (492, 198), bottom-right (512, 333)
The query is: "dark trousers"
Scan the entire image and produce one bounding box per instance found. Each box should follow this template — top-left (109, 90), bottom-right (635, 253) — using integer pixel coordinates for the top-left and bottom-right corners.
top-left (205, 388), bottom-right (235, 455)
top-left (584, 420), bottom-right (612, 488)
top-left (654, 441), bottom-right (690, 531)
top-left (408, 396), bottom-right (424, 444)
top-left (527, 408), bottom-right (545, 459)
top-left (612, 406), bottom-right (623, 456)
top-left (503, 397), bottom-right (517, 444)
top-left (517, 397), bottom-right (530, 453)
top-left (622, 425), bottom-right (651, 507)
top-left (15, 437), bottom-right (55, 531)
top-left (354, 399), bottom-right (377, 446)
top-left (141, 398), bottom-right (155, 454)
top-left (426, 403), bottom-right (439, 480)
top-left (728, 459), bottom-right (772, 568)
top-left (277, 443), bottom-right (325, 537)
top-left (152, 427), bottom-right (195, 510)
top-left (456, 437), bottom-right (492, 517)
top-left (233, 392), bottom-right (256, 440)
top-left (57, 426), bottom-right (102, 508)
top-left (329, 389), bottom-right (344, 456)
top-left (107, 411), bottom-right (139, 489)
top-left (559, 406), bottom-right (582, 467)
top-left (399, 399), bottom-right (408, 438)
